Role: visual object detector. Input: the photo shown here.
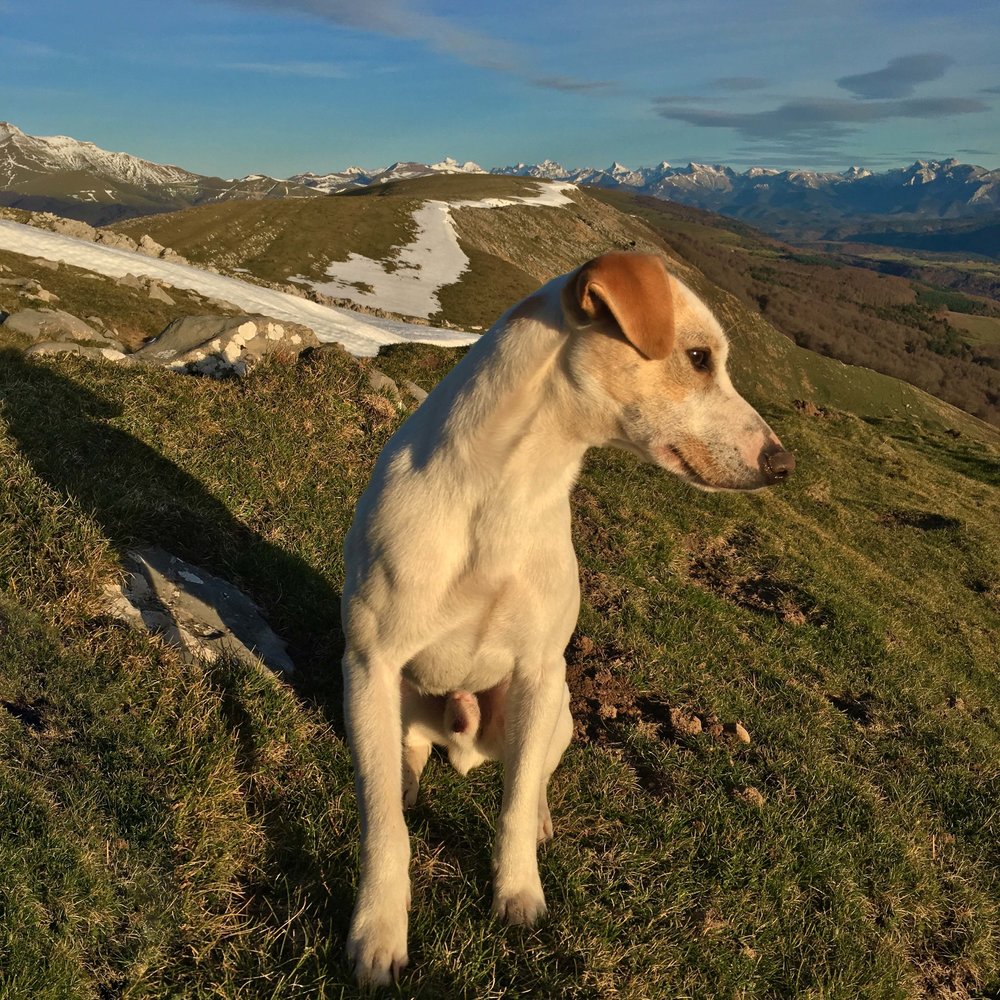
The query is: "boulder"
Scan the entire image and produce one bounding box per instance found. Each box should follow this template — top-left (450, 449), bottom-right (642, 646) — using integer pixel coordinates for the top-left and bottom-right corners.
top-left (94, 230), bottom-right (139, 252)
top-left (115, 272), bottom-right (145, 290)
top-left (133, 313), bottom-right (320, 377)
top-left (102, 547), bottom-right (293, 675)
top-left (26, 340), bottom-right (128, 363)
top-left (1, 307), bottom-right (116, 345)
top-left (147, 281), bottom-right (175, 305)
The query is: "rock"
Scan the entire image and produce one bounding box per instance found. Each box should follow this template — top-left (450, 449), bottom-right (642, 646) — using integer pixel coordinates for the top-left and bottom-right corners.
top-left (30, 257), bottom-right (59, 271)
top-left (733, 786), bottom-right (766, 807)
top-left (1, 308), bottom-right (114, 345)
top-left (94, 230), bottom-right (138, 252)
top-left (147, 282), bottom-right (175, 305)
top-left (115, 272), bottom-right (145, 290)
top-left (46, 215), bottom-right (97, 240)
top-left (133, 313), bottom-right (319, 377)
top-left (26, 340), bottom-right (128, 363)
top-left (25, 288), bottom-right (60, 303)
top-left (137, 234), bottom-right (167, 258)
top-left (367, 368), bottom-right (401, 402)
top-left (723, 721), bottom-right (752, 745)
top-left (402, 379), bottom-right (428, 404)
top-left (0, 276), bottom-right (40, 291)
top-left (669, 708), bottom-right (703, 738)
top-left (102, 547), bottom-right (293, 675)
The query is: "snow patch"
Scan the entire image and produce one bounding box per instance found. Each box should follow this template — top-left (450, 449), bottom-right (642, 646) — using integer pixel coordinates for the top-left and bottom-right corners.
top-left (0, 220), bottom-right (477, 357)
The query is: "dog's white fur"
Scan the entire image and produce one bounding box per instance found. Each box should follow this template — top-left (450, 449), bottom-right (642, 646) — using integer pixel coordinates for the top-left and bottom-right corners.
top-left (341, 253), bottom-right (791, 985)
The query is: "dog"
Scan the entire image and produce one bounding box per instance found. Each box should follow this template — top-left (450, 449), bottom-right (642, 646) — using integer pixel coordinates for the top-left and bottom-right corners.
top-left (341, 252), bottom-right (794, 985)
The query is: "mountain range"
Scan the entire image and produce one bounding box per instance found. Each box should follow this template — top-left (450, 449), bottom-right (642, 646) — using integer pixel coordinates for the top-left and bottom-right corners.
top-left (0, 122), bottom-right (321, 224)
top-left (4, 120), bottom-right (1000, 239)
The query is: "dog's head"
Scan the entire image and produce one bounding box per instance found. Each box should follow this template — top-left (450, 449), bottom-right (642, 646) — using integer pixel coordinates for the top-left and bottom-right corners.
top-left (562, 252), bottom-right (794, 491)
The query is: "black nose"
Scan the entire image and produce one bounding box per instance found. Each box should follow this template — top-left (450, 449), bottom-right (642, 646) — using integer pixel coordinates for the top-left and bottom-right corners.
top-left (761, 446), bottom-right (795, 484)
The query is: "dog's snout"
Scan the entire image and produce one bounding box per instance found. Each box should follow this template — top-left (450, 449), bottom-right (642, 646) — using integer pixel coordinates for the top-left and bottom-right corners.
top-left (760, 443), bottom-right (796, 485)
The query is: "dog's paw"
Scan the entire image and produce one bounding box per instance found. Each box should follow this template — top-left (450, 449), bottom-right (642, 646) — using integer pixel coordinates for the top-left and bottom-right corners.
top-left (402, 777), bottom-right (419, 809)
top-left (492, 881), bottom-right (548, 926)
top-left (347, 897), bottom-right (409, 986)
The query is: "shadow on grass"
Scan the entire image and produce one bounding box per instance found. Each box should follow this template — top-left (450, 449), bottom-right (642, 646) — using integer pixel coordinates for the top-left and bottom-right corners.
top-left (0, 349), bottom-right (357, 977)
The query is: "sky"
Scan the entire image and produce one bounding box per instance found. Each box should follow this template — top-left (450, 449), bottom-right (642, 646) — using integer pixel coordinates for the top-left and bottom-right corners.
top-left (2, 0), bottom-right (999, 179)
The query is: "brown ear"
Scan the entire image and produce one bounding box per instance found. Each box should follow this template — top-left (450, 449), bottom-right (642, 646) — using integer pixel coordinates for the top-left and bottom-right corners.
top-left (575, 252), bottom-right (675, 360)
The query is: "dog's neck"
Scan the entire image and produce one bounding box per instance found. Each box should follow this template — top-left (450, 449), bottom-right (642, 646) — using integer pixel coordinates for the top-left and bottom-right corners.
top-left (413, 277), bottom-right (599, 497)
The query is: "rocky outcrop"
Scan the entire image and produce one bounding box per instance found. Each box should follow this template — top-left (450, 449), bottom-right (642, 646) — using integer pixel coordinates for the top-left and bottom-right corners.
top-left (25, 340), bottom-right (128, 362)
top-left (24, 211), bottom-right (189, 263)
top-left (132, 313), bottom-right (320, 377)
top-left (2, 307), bottom-right (123, 348)
top-left (103, 547), bottom-right (293, 675)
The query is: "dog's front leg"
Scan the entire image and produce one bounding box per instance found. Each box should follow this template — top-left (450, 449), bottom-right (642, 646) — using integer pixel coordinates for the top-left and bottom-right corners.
top-left (492, 658), bottom-right (567, 925)
top-left (343, 647), bottom-right (410, 985)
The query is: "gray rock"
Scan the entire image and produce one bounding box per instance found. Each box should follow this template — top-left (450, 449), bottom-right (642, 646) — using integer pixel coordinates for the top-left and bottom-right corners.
top-left (367, 368), bottom-right (401, 402)
top-left (26, 340), bottom-right (128, 363)
top-left (401, 379), bottom-right (428, 404)
top-left (147, 282), bottom-right (175, 305)
top-left (25, 288), bottom-right (60, 303)
top-left (1, 307), bottom-right (113, 344)
top-left (133, 313), bottom-right (319, 377)
top-left (94, 230), bottom-right (138, 251)
top-left (45, 215), bottom-right (97, 240)
top-left (102, 547), bottom-right (293, 675)
top-left (30, 257), bottom-right (60, 271)
top-left (115, 272), bottom-right (145, 290)
top-left (137, 234), bottom-right (168, 258)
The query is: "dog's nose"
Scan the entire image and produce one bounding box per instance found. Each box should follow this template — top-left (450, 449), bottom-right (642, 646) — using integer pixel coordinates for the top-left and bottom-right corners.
top-left (760, 444), bottom-right (795, 484)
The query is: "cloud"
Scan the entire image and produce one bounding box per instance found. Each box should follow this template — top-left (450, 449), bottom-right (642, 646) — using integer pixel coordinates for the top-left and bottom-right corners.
top-left (981, 85), bottom-right (1000, 95)
top-left (711, 76), bottom-right (769, 92)
top-left (654, 95), bottom-right (988, 144)
top-left (222, 0), bottom-right (610, 92)
top-left (532, 75), bottom-right (613, 93)
top-left (222, 60), bottom-right (348, 79)
top-left (224, 0), bottom-right (520, 73)
top-left (836, 53), bottom-right (953, 99)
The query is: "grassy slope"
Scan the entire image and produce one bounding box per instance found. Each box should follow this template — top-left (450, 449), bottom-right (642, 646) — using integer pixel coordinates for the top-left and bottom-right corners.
top-left (1, 241), bottom-right (1000, 1000)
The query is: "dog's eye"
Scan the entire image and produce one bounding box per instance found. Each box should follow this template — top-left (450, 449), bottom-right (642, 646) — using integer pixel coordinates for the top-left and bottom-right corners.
top-left (687, 349), bottom-right (711, 372)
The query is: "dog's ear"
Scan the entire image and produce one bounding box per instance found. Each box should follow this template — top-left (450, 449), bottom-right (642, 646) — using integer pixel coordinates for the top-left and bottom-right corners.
top-left (575, 253), bottom-right (675, 360)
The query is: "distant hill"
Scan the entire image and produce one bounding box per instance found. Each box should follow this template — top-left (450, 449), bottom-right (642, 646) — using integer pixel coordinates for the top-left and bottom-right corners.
top-left (6, 121), bottom-right (1000, 237)
top-left (111, 173), bottom-right (1000, 426)
top-left (0, 122), bottom-right (321, 225)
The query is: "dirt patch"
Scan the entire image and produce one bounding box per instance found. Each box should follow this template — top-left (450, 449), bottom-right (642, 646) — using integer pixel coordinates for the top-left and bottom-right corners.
top-left (1, 698), bottom-right (47, 732)
top-left (793, 398), bottom-right (833, 418)
top-left (565, 634), bottom-right (642, 743)
top-left (684, 526), bottom-right (831, 627)
top-left (826, 691), bottom-right (875, 726)
top-left (878, 510), bottom-right (961, 531)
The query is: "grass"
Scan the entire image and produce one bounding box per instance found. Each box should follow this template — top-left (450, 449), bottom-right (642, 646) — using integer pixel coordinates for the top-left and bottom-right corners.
top-left (943, 310), bottom-right (1000, 349)
top-left (2, 214), bottom-right (1000, 997)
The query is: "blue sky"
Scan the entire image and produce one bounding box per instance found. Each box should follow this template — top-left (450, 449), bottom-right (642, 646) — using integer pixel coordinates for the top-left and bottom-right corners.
top-left (2, 0), bottom-right (998, 178)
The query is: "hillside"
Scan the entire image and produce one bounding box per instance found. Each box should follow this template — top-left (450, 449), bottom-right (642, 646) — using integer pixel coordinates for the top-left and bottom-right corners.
top-left (2, 200), bottom-right (1000, 997)
top-left (590, 190), bottom-right (1000, 426)
top-left (112, 175), bottom-right (1000, 426)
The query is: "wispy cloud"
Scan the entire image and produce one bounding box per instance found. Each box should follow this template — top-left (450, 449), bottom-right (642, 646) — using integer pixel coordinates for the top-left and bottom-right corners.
top-left (654, 96), bottom-right (988, 144)
top-left (222, 0), bottom-right (610, 92)
top-left (532, 75), bottom-right (613, 93)
top-left (837, 53), bottom-right (953, 99)
top-left (222, 60), bottom-right (348, 79)
top-left (0, 37), bottom-right (58, 59)
top-left (980, 85), bottom-right (1000, 95)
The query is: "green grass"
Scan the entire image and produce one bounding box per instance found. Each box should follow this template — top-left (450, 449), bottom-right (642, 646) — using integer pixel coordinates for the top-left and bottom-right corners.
top-left (1, 262), bottom-right (1000, 999)
top-left (943, 310), bottom-right (1000, 348)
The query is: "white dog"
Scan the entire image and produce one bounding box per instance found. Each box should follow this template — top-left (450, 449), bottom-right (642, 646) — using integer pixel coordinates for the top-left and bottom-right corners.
top-left (341, 252), bottom-right (794, 984)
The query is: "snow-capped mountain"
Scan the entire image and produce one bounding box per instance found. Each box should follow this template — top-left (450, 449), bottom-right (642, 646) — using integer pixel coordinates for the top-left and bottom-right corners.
top-left (3, 121), bottom-right (1000, 231)
top-left (289, 157), bottom-right (485, 194)
top-left (0, 121), bottom-right (320, 224)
